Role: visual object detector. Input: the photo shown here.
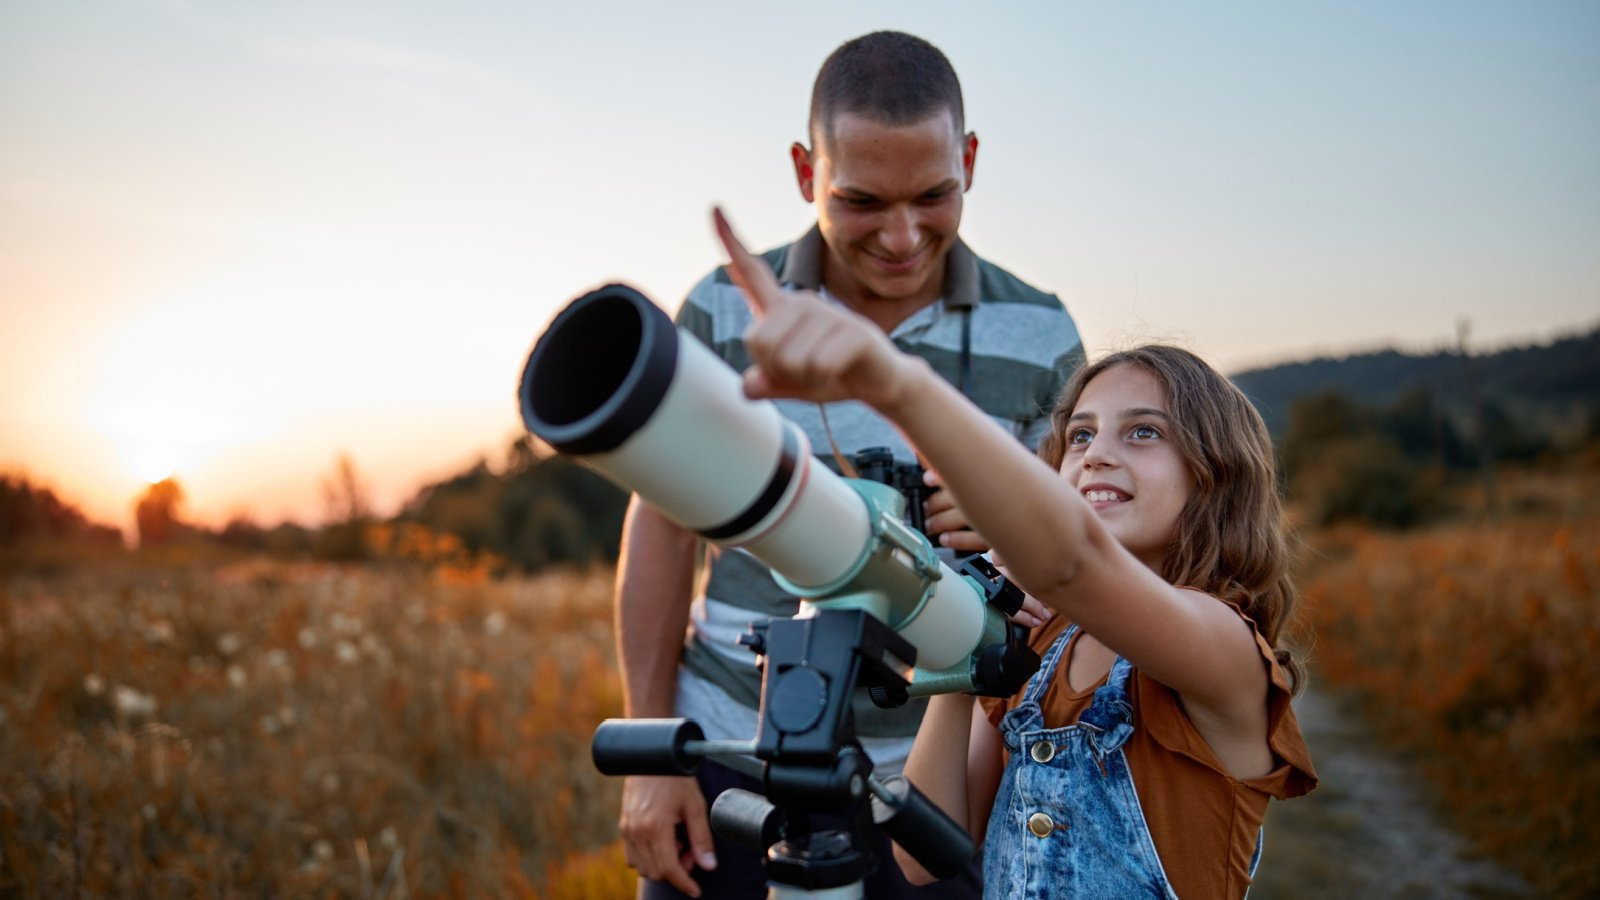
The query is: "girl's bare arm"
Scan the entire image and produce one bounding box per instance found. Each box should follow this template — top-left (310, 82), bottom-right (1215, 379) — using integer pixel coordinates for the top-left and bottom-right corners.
top-left (714, 209), bottom-right (1264, 720)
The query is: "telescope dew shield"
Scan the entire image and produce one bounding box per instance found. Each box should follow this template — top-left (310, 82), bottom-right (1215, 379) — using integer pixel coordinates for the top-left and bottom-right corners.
top-left (518, 284), bottom-right (988, 671)
top-left (520, 284), bottom-right (870, 589)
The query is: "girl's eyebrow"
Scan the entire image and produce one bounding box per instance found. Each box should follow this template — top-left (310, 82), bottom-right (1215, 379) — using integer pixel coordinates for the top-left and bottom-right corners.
top-left (1068, 406), bottom-right (1169, 424)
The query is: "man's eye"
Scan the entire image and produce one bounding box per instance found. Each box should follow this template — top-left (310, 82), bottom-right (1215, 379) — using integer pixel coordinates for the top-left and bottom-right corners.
top-left (1130, 424), bottom-right (1161, 440)
top-left (844, 197), bottom-right (879, 209)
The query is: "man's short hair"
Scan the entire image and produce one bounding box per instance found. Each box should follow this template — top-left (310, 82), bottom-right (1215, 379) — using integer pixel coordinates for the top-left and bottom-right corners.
top-left (809, 31), bottom-right (965, 149)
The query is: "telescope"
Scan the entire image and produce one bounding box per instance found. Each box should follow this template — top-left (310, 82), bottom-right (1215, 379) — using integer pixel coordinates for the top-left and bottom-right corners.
top-left (518, 283), bottom-right (1039, 895)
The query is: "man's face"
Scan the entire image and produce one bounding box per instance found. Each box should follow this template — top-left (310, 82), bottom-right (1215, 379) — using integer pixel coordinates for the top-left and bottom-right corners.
top-left (797, 110), bottom-right (975, 310)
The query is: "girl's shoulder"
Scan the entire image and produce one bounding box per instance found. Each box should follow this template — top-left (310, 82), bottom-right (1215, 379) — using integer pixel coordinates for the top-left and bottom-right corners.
top-left (1135, 598), bottom-right (1318, 798)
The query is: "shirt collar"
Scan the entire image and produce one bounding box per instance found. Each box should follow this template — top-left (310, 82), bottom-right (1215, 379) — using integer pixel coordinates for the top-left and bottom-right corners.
top-left (778, 224), bottom-right (981, 310)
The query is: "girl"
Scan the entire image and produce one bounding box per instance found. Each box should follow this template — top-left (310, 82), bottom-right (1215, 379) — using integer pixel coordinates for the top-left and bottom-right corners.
top-left (714, 209), bottom-right (1316, 899)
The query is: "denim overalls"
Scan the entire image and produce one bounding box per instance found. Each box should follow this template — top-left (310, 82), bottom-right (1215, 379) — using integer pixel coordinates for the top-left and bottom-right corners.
top-left (984, 624), bottom-right (1263, 898)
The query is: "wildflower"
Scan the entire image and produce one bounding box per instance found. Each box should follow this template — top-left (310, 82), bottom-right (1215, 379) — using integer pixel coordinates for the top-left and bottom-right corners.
top-left (83, 673), bottom-right (106, 697)
top-left (297, 627), bottom-right (317, 649)
top-left (226, 665), bottom-right (247, 689)
top-left (217, 632), bottom-right (243, 656)
top-left (379, 826), bottom-right (398, 850)
top-left (335, 640), bottom-right (359, 665)
top-left (484, 611), bottom-right (507, 637)
top-left (112, 685), bottom-right (158, 719)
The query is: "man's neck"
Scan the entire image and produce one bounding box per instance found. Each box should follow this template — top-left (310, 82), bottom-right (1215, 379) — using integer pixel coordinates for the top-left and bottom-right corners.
top-left (822, 261), bottom-right (945, 335)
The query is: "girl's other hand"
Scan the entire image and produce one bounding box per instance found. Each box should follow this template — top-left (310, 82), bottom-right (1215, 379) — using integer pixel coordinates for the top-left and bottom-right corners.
top-left (988, 547), bottom-right (1054, 629)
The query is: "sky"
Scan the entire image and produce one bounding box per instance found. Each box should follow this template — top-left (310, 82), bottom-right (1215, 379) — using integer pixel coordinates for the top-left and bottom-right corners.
top-left (2, 0), bottom-right (1597, 535)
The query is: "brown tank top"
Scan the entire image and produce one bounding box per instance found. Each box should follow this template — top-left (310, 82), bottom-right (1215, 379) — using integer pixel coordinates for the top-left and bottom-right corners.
top-left (980, 614), bottom-right (1317, 899)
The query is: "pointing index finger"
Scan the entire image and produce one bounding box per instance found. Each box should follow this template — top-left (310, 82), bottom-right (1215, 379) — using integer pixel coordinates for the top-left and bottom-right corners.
top-left (713, 207), bottom-right (786, 318)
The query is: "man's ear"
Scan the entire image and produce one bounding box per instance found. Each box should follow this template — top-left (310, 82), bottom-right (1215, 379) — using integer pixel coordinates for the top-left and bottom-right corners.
top-left (791, 142), bottom-right (816, 203)
top-left (962, 132), bottom-right (979, 193)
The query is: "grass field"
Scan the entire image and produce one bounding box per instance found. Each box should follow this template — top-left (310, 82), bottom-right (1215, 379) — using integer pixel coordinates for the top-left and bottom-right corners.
top-left (2, 467), bottom-right (1596, 897)
top-left (0, 562), bottom-right (631, 897)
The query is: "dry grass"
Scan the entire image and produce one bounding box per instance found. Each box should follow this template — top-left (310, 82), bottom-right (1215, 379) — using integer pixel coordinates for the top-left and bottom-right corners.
top-left (6, 464), bottom-right (1595, 897)
top-left (1294, 466), bottom-right (1600, 897)
top-left (0, 561), bottom-right (630, 898)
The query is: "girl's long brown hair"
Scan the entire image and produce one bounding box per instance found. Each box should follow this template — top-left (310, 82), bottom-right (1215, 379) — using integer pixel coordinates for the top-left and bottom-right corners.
top-left (1039, 345), bottom-right (1304, 692)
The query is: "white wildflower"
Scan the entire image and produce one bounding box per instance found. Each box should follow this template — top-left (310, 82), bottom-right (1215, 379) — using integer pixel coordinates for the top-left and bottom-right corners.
top-left (112, 685), bottom-right (158, 718)
top-left (297, 627), bottom-right (318, 649)
top-left (483, 611), bottom-right (507, 637)
top-left (379, 826), bottom-right (398, 849)
top-left (83, 673), bottom-right (106, 697)
top-left (334, 640), bottom-right (359, 665)
top-left (217, 632), bottom-right (243, 656)
top-left (226, 665), bottom-right (247, 689)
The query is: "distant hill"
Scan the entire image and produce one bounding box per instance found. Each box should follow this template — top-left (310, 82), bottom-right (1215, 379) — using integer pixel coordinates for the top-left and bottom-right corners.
top-left (1232, 324), bottom-right (1600, 438)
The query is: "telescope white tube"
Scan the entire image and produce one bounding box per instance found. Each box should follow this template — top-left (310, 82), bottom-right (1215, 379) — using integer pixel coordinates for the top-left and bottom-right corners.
top-left (892, 571), bottom-right (985, 671)
top-left (519, 284), bottom-right (985, 670)
top-left (584, 336), bottom-right (871, 589)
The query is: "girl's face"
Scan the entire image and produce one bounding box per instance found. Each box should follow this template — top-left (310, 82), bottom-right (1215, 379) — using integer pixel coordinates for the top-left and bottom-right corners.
top-left (1059, 363), bottom-right (1195, 569)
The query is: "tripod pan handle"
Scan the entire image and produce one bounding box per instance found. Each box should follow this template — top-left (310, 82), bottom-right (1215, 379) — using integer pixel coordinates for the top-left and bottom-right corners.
top-left (591, 718), bottom-right (705, 776)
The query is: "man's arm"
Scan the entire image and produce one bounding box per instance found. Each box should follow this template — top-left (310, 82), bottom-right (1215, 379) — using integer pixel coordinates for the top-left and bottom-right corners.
top-left (614, 496), bottom-right (719, 897)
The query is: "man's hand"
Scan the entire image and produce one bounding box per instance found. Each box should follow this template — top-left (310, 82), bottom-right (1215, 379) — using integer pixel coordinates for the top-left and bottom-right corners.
top-left (920, 466), bottom-right (989, 555)
top-left (619, 775), bottom-right (717, 897)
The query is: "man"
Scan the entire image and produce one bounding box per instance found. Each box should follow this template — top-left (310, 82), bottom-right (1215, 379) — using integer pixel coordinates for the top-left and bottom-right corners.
top-left (618, 31), bottom-right (1085, 898)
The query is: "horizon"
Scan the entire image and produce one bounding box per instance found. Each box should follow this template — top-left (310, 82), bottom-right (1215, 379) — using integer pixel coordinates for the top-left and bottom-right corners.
top-left (3, 1), bottom-right (1596, 535)
top-left (10, 317), bottom-right (1593, 541)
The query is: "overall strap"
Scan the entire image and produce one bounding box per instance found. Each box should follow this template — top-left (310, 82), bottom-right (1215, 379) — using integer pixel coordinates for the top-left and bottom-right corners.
top-left (1023, 623), bottom-right (1078, 703)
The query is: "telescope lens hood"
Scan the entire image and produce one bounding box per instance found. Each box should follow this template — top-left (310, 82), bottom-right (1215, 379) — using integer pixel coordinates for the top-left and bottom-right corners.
top-left (519, 283), bottom-right (679, 455)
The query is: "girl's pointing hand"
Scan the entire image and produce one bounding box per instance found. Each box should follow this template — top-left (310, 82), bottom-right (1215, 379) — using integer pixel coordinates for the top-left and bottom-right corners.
top-left (713, 207), bottom-right (920, 412)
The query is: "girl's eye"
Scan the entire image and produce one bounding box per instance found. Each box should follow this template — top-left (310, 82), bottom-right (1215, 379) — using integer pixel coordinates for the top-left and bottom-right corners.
top-left (1068, 428), bottom-right (1094, 446)
top-left (1130, 424), bottom-right (1161, 440)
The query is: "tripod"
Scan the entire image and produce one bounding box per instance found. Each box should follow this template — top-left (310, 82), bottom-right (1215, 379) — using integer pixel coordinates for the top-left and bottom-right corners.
top-left (592, 608), bottom-right (977, 898)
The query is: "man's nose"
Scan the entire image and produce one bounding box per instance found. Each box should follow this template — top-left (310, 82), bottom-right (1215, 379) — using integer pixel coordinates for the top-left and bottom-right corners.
top-left (878, 207), bottom-right (921, 257)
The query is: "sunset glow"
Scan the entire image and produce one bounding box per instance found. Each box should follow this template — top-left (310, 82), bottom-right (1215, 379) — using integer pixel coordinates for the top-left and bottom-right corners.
top-left (2, 2), bottom-right (1595, 536)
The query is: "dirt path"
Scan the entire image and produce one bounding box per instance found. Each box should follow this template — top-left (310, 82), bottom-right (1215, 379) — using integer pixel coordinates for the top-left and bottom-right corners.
top-left (1247, 687), bottom-right (1533, 899)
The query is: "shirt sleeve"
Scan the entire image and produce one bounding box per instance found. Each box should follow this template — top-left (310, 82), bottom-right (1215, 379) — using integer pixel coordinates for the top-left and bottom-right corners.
top-left (1136, 621), bottom-right (1319, 800)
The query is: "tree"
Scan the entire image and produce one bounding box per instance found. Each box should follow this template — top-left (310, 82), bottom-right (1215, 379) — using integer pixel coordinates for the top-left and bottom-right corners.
top-left (134, 478), bottom-right (185, 547)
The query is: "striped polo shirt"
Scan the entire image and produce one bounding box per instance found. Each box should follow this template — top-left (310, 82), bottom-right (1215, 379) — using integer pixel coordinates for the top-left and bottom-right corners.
top-left (672, 225), bottom-right (1084, 768)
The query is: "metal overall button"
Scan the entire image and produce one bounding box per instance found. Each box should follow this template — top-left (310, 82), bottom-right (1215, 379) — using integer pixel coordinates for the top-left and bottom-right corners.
top-left (1027, 812), bottom-right (1055, 837)
top-left (1029, 740), bottom-right (1055, 763)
